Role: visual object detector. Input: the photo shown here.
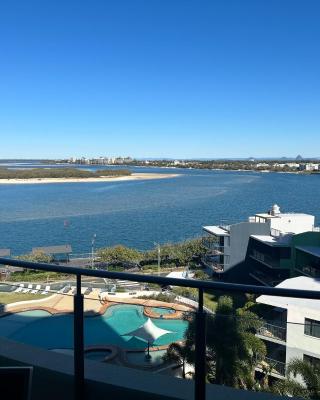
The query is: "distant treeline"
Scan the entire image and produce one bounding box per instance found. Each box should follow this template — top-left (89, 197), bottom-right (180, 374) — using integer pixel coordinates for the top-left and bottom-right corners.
top-left (130, 159), bottom-right (320, 173)
top-left (0, 168), bottom-right (131, 179)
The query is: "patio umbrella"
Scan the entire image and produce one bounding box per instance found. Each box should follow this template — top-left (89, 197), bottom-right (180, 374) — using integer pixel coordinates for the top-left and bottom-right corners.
top-left (124, 318), bottom-right (172, 358)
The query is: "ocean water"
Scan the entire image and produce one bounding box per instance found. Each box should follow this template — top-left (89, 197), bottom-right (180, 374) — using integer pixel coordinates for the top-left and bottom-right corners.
top-left (0, 164), bottom-right (319, 255)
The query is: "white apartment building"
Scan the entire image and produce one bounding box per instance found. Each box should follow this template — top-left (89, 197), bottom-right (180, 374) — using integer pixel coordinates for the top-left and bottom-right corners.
top-left (256, 276), bottom-right (320, 377)
top-left (202, 205), bottom-right (316, 274)
top-left (300, 163), bottom-right (319, 171)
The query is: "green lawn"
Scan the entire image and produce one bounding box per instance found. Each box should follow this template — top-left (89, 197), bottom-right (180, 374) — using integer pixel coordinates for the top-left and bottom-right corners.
top-left (0, 292), bottom-right (48, 305)
top-left (8, 271), bottom-right (71, 282)
top-left (204, 291), bottom-right (217, 311)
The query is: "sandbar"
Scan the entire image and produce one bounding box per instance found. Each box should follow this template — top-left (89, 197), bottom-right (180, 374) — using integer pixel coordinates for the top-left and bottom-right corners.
top-left (0, 173), bottom-right (180, 185)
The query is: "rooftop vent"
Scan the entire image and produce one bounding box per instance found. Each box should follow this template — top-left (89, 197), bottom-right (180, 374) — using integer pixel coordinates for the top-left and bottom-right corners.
top-left (271, 204), bottom-right (281, 216)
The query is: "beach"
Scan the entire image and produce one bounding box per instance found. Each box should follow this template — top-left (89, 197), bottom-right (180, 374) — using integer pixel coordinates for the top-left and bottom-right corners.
top-left (0, 172), bottom-right (180, 185)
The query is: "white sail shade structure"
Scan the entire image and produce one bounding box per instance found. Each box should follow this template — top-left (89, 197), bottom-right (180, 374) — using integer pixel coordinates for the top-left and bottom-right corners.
top-left (124, 318), bottom-right (172, 343)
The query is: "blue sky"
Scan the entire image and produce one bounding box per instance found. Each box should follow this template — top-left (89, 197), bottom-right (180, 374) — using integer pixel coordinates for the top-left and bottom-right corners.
top-left (0, 0), bottom-right (319, 159)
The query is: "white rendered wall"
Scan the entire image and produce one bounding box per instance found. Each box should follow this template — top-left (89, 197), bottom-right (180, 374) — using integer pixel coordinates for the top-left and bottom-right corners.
top-left (286, 306), bottom-right (320, 365)
top-left (225, 222), bottom-right (270, 271)
top-left (270, 215), bottom-right (315, 234)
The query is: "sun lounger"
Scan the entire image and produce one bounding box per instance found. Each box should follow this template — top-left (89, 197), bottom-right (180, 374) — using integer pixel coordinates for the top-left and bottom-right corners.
top-left (14, 283), bottom-right (24, 293)
top-left (84, 287), bottom-right (92, 295)
top-left (41, 285), bottom-right (50, 295)
top-left (59, 285), bottom-right (71, 294)
top-left (22, 284), bottom-right (33, 293)
top-left (31, 284), bottom-right (41, 294)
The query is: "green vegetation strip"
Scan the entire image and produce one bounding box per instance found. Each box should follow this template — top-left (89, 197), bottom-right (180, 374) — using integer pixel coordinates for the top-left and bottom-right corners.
top-left (0, 292), bottom-right (49, 304)
top-left (0, 168), bottom-right (131, 179)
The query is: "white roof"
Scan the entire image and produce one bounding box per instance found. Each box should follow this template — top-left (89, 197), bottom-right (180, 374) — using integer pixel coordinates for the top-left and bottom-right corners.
top-left (257, 277), bottom-right (320, 312)
top-left (296, 246), bottom-right (320, 258)
top-left (250, 235), bottom-right (291, 246)
top-left (166, 271), bottom-right (195, 279)
top-left (255, 212), bottom-right (313, 220)
top-left (203, 226), bottom-right (229, 236)
top-left (255, 213), bottom-right (277, 219)
top-left (123, 318), bottom-right (171, 343)
top-left (279, 213), bottom-right (313, 218)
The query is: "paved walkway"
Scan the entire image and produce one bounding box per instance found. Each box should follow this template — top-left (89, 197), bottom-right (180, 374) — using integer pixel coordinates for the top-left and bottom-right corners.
top-left (4, 289), bottom-right (192, 317)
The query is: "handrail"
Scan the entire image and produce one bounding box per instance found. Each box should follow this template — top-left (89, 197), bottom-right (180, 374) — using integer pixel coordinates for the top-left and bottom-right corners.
top-left (1, 257), bottom-right (320, 300)
top-left (2, 256), bottom-right (320, 400)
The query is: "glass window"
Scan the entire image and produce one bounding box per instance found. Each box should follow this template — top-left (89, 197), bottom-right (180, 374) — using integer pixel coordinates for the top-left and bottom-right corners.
top-left (304, 354), bottom-right (320, 369)
top-left (305, 318), bottom-right (320, 338)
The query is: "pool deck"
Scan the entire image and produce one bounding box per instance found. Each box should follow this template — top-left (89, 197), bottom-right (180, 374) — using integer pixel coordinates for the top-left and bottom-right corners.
top-left (1, 289), bottom-right (192, 373)
top-left (2, 289), bottom-right (192, 318)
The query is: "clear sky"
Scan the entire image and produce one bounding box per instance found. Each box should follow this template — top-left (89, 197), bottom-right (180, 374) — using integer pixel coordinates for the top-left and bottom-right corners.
top-left (0, 0), bottom-right (319, 159)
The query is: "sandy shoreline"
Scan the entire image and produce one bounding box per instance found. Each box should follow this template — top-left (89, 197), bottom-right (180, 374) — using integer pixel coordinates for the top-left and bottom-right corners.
top-left (0, 172), bottom-right (180, 185)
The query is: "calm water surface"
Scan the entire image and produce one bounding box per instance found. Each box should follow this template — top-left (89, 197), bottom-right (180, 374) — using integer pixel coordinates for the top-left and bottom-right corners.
top-left (0, 305), bottom-right (187, 349)
top-left (0, 164), bottom-right (319, 254)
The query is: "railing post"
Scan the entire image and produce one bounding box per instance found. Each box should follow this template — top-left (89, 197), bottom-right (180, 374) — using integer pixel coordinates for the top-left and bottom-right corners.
top-left (195, 288), bottom-right (206, 400)
top-left (74, 274), bottom-right (85, 400)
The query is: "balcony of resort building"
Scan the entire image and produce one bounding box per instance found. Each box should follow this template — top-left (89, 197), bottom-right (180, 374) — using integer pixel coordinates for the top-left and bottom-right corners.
top-left (1, 256), bottom-right (319, 400)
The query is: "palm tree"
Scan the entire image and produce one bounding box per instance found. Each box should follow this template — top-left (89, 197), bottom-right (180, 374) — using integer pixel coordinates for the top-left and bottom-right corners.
top-left (207, 296), bottom-right (266, 389)
top-left (166, 296), bottom-right (266, 388)
top-left (163, 342), bottom-right (191, 378)
top-left (273, 358), bottom-right (320, 399)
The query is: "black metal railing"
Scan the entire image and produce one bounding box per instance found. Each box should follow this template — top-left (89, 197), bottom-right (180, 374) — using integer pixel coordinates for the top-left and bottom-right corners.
top-left (257, 322), bottom-right (287, 342)
top-left (295, 265), bottom-right (320, 278)
top-left (256, 356), bottom-right (286, 377)
top-left (2, 257), bottom-right (320, 400)
top-left (250, 250), bottom-right (280, 269)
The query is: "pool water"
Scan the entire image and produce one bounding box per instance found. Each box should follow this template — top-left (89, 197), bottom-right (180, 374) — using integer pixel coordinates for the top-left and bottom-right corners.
top-left (126, 349), bottom-right (167, 366)
top-left (151, 307), bottom-right (175, 315)
top-left (0, 305), bottom-right (187, 350)
top-left (85, 350), bottom-right (112, 361)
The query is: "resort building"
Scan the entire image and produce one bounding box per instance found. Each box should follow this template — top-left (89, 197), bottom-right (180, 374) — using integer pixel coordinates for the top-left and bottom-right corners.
top-left (256, 277), bottom-right (320, 378)
top-left (202, 204), bottom-right (320, 280)
top-left (32, 244), bottom-right (72, 262)
top-left (299, 163), bottom-right (320, 171)
top-left (248, 228), bottom-right (320, 286)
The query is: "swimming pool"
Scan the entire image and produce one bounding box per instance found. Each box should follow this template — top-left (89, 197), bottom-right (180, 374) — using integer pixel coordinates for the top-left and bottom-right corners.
top-left (0, 305), bottom-right (188, 350)
top-left (151, 307), bottom-right (175, 315)
top-left (126, 349), bottom-right (167, 367)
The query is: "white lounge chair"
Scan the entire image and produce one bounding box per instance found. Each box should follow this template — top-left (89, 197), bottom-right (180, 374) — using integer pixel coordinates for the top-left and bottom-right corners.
top-left (41, 285), bottom-right (50, 295)
top-left (31, 284), bottom-right (41, 294)
top-left (81, 287), bottom-right (88, 295)
top-left (22, 284), bottom-right (33, 293)
top-left (14, 283), bottom-right (24, 293)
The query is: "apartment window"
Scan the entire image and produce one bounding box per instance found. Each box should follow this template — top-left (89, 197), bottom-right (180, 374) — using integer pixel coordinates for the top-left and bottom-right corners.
top-left (304, 354), bottom-right (320, 369)
top-left (304, 318), bottom-right (320, 338)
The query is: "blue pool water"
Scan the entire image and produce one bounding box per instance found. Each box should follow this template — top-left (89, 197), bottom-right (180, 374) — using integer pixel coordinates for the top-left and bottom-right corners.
top-left (152, 307), bottom-right (175, 315)
top-left (126, 349), bottom-right (167, 366)
top-left (85, 350), bottom-right (112, 361)
top-left (0, 305), bottom-right (188, 350)
top-left (1, 164), bottom-right (320, 255)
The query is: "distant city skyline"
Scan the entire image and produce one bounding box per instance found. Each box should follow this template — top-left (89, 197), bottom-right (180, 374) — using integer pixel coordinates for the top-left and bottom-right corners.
top-left (0, 1), bottom-right (319, 159)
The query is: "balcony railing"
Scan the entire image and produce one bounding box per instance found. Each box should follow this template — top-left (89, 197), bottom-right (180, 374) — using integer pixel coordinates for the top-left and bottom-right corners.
top-left (1, 257), bottom-right (320, 399)
top-left (250, 251), bottom-right (280, 269)
top-left (256, 357), bottom-right (286, 377)
top-left (249, 270), bottom-right (282, 287)
top-left (202, 238), bottom-right (220, 250)
top-left (201, 256), bottom-right (225, 273)
top-left (295, 265), bottom-right (320, 278)
top-left (257, 322), bottom-right (287, 342)
top-left (203, 246), bottom-right (225, 256)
